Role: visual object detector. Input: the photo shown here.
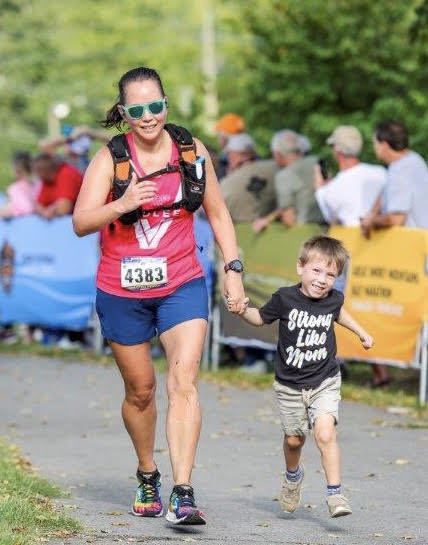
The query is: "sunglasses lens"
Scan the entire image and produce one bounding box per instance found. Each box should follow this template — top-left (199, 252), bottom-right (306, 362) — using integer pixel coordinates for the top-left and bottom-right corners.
top-left (148, 100), bottom-right (165, 115)
top-left (127, 105), bottom-right (144, 119)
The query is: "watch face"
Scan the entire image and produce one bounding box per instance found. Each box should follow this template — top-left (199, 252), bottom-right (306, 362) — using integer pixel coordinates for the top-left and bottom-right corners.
top-left (229, 259), bottom-right (244, 272)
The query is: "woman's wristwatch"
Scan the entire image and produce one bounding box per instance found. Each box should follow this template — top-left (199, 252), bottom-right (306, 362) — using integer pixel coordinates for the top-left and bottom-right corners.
top-left (224, 259), bottom-right (244, 273)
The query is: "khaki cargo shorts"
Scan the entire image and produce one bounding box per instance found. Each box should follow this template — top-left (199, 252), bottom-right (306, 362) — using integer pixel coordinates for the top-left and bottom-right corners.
top-left (273, 372), bottom-right (341, 436)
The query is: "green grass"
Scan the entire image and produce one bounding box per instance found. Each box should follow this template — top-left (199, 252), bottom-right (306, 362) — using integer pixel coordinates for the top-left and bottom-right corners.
top-left (1, 341), bottom-right (427, 421)
top-left (0, 439), bottom-right (81, 545)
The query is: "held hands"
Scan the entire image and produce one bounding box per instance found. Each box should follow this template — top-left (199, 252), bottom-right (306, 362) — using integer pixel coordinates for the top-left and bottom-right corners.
top-left (226, 295), bottom-right (249, 315)
top-left (224, 272), bottom-right (247, 314)
top-left (360, 332), bottom-right (374, 350)
top-left (119, 173), bottom-right (157, 214)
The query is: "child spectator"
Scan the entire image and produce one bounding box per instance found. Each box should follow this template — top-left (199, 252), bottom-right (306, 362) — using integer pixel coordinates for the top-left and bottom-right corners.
top-left (0, 152), bottom-right (40, 218)
top-left (231, 235), bottom-right (374, 518)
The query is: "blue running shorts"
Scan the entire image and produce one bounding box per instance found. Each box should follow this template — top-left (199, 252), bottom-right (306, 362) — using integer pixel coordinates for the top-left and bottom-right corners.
top-left (96, 277), bottom-right (209, 345)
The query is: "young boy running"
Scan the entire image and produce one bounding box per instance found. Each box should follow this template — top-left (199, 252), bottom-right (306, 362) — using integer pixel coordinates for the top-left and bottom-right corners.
top-left (231, 235), bottom-right (373, 518)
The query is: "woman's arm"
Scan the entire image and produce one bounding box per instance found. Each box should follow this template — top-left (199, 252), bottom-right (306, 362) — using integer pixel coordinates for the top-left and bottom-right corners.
top-left (195, 138), bottom-right (246, 313)
top-left (72, 147), bottom-right (157, 236)
top-left (337, 307), bottom-right (374, 349)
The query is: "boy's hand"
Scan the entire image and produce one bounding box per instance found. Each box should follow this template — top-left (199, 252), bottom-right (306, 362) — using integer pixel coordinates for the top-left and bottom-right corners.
top-left (227, 296), bottom-right (249, 315)
top-left (360, 333), bottom-right (374, 350)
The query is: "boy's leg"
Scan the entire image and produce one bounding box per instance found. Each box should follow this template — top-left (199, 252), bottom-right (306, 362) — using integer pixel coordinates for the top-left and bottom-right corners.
top-left (313, 415), bottom-right (340, 484)
top-left (280, 434), bottom-right (306, 513)
top-left (310, 374), bottom-right (351, 517)
top-left (283, 434), bottom-right (305, 471)
top-left (273, 380), bottom-right (308, 513)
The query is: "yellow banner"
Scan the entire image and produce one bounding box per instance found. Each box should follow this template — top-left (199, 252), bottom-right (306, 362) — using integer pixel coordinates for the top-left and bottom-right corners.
top-left (330, 226), bottom-right (428, 365)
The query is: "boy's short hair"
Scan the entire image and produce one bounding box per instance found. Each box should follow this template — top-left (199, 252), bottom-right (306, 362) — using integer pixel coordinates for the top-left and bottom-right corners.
top-left (299, 235), bottom-right (349, 275)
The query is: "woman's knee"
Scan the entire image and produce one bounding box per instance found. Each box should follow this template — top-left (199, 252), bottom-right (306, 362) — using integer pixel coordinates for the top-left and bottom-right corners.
top-left (167, 362), bottom-right (199, 404)
top-left (125, 381), bottom-right (156, 411)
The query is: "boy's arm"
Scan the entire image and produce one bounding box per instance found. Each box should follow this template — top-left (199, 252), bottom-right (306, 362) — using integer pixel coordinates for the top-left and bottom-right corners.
top-left (229, 289), bottom-right (281, 326)
top-left (240, 306), bottom-right (265, 326)
top-left (227, 297), bottom-right (264, 325)
top-left (337, 307), bottom-right (374, 349)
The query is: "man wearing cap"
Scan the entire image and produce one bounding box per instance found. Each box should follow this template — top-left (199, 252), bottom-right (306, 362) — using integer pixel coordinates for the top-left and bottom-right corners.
top-left (225, 133), bottom-right (257, 173)
top-left (221, 133), bottom-right (278, 223)
top-left (315, 125), bottom-right (386, 226)
top-left (315, 126), bottom-right (387, 387)
top-left (214, 113), bottom-right (245, 179)
top-left (253, 130), bottom-right (323, 233)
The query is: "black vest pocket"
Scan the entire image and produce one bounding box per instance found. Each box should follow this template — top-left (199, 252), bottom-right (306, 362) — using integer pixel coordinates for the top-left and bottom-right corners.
top-left (181, 158), bottom-right (206, 212)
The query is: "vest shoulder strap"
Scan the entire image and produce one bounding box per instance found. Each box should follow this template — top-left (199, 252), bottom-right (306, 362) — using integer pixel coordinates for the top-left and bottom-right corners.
top-left (165, 123), bottom-right (197, 163)
top-left (107, 134), bottom-right (129, 160)
top-left (107, 134), bottom-right (131, 181)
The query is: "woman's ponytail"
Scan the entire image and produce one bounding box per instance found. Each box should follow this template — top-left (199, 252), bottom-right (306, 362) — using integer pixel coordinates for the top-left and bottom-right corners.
top-left (101, 101), bottom-right (124, 131)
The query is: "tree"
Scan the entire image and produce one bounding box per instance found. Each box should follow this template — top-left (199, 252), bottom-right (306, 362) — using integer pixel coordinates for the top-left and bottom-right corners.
top-left (0, 0), bottom-right (207, 188)
top-left (220, 0), bottom-right (428, 162)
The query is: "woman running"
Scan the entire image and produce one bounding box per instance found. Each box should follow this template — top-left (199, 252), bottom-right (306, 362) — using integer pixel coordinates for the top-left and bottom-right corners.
top-left (73, 67), bottom-right (246, 525)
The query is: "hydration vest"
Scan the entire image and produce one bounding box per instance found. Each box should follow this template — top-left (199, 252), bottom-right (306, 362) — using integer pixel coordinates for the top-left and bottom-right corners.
top-left (107, 124), bottom-right (206, 225)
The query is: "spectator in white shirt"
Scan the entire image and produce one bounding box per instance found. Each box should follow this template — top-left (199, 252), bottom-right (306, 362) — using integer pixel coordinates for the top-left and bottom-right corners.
top-left (315, 126), bottom-right (386, 226)
top-left (316, 126), bottom-right (389, 388)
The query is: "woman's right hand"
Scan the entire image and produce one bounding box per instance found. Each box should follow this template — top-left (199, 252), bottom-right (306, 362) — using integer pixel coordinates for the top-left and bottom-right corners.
top-left (119, 174), bottom-right (157, 213)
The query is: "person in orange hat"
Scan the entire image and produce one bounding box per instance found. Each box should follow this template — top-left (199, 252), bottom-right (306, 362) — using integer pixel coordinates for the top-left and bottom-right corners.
top-left (214, 113), bottom-right (245, 179)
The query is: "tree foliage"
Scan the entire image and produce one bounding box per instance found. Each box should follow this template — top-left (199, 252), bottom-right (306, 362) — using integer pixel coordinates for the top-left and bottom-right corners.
top-left (219, 0), bottom-right (428, 162)
top-left (0, 0), bottom-right (206, 187)
top-left (0, 1), bottom-right (427, 188)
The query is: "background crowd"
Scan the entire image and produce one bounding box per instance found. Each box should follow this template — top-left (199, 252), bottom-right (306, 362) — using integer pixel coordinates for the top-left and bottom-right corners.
top-left (0, 112), bottom-right (428, 387)
top-left (216, 114), bottom-right (428, 385)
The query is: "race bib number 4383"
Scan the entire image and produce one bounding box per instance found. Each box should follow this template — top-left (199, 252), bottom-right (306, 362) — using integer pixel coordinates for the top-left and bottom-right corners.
top-left (121, 257), bottom-right (167, 290)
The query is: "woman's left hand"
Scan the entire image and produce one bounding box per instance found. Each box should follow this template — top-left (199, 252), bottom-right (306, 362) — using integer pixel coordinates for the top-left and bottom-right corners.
top-left (224, 272), bottom-right (247, 314)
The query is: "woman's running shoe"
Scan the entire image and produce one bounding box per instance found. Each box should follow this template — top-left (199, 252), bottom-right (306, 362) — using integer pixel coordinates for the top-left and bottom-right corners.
top-left (132, 468), bottom-right (163, 517)
top-left (165, 484), bottom-right (206, 525)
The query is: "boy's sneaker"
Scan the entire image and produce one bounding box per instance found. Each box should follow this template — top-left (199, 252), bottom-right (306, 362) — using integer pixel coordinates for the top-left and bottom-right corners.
top-left (326, 493), bottom-right (352, 518)
top-left (132, 469), bottom-right (163, 517)
top-left (279, 468), bottom-right (304, 513)
top-left (165, 484), bottom-right (206, 525)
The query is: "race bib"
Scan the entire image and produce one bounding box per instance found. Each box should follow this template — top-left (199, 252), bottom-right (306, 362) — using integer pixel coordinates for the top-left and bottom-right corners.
top-left (121, 257), bottom-right (167, 290)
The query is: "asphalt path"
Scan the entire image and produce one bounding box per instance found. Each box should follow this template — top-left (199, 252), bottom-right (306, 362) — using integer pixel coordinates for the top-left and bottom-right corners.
top-left (1, 354), bottom-right (427, 545)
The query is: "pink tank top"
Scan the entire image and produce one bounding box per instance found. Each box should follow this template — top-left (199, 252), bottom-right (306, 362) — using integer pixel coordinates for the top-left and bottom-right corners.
top-left (96, 132), bottom-right (203, 298)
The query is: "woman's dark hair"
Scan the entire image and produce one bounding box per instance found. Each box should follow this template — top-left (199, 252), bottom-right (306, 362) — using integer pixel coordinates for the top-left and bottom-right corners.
top-left (375, 120), bottom-right (409, 151)
top-left (101, 67), bottom-right (166, 131)
top-left (13, 151), bottom-right (32, 174)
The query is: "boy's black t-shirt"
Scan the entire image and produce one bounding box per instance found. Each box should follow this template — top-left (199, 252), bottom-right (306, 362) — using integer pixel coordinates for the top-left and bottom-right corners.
top-left (259, 284), bottom-right (344, 390)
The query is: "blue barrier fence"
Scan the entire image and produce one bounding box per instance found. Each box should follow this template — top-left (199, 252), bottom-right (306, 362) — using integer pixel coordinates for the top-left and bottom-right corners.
top-left (0, 216), bottom-right (98, 330)
top-left (0, 215), bottom-right (215, 331)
